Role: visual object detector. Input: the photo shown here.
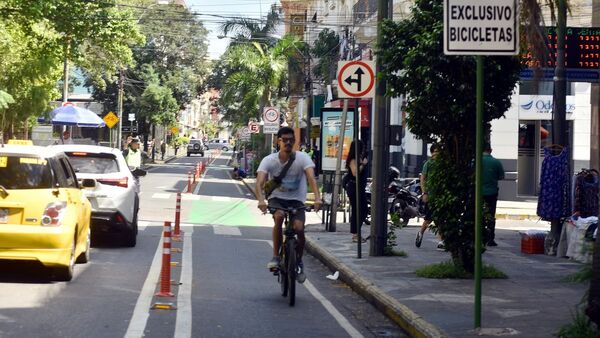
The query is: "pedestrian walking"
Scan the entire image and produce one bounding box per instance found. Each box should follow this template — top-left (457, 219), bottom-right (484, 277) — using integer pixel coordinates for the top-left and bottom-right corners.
top-left (482, 144), bottom-right (505, 246)
top-left (415, 144), bottom-right (444, 249)
top-left (343, 140), bottom-right (368, 243)
top-left (160, 140), bottom-right (166, 160)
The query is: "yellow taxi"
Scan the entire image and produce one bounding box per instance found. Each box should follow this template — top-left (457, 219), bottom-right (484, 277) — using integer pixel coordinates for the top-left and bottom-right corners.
top-left (0, 145), bottom-right (92, 281)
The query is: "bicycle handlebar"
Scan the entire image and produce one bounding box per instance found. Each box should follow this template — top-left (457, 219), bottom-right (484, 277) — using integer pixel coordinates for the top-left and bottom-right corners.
top-left (267, 205), bottom-right (308, 215)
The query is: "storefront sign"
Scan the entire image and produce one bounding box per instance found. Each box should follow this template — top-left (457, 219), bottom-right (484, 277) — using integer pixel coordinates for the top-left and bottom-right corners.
top-left (518, 95), bottom-right (576, 120)
top-left (320, 109), bottom-right (354, 172)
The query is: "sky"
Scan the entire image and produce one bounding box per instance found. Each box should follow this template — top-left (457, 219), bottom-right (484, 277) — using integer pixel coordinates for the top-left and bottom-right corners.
top-left (185, 0), bottom-right (279, 59)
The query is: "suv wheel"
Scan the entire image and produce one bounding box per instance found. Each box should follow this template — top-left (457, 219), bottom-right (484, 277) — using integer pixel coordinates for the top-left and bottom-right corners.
top-left (222, 147), bottom-right (229, 151)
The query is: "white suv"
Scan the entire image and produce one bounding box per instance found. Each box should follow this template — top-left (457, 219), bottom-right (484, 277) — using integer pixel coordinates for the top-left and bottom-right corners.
top-left (52, 145), bottom-right (139, 247)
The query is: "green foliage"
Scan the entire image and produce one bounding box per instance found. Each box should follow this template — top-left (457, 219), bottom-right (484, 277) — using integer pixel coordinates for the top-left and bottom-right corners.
top-left (558, 309), bottom-right (600, 338)
top-left (310, 29), bottom-right (340, 85)
top-left (415, 260), bottom-right (507, 279)
top-left (385, 213), bottom-right (405, 255)
top-left (378, 0), bottom-right (521, 271)
top-left (565, 265), bottom-right (593, 283)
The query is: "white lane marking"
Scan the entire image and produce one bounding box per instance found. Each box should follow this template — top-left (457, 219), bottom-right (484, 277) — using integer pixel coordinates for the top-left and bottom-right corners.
top-left (174, 228), bottom-right (194, 338)
top-left (152, 193), bottom-right (171, 199)
top-left (265, 241), bottom-right (363, 338)
top-left (138, 221), bottom-right (210, 228)
top-left (212, 196), bottom-right (231, 202)
top-left (303, 280), bottom-right (364, 338)
top-left (181, 194), bottom-right (201, 201)
top-left (138, 220), bottom-right (150, 231)
top-left (213, 225), bottom-right (242, 236)
top-left (124, 236), bottom-right (163, 338)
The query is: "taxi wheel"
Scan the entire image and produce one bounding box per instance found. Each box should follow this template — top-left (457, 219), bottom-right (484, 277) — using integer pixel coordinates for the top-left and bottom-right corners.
top-left (76, 228), bottom-right (91, 264)
top-left (54, 241), bottom-right (75, 281)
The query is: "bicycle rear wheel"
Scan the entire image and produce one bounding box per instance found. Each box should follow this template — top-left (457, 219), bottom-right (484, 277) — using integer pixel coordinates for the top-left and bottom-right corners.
top-left (287, 238), bottom-right (297, 307)
top-left (279, 247), bottom-right (288, 297)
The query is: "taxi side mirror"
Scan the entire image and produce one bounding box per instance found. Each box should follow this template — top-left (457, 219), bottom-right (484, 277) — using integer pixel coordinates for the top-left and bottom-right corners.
top-left (81, 178), bottom-right (96, 188)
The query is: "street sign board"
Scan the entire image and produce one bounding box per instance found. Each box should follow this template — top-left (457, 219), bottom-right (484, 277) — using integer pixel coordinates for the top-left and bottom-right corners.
top-left (263, 107), bottom-right (280, 134)
top-left (121, 125), bottom-right (138, 133)
top-left (248, 121), bottom-right (260, 134)
top-left (171, 127), bottom-right (179, 135)
top-left (103, 111), bottom-right (119, 129)
top-left (337, 61), bottom-right (376, 98)
top-left (240, 127), bottom-right (251, 140)
top-left (443, 0), bottom-right (519, 55)
top-left (128, 113), bottom-right (135, 122)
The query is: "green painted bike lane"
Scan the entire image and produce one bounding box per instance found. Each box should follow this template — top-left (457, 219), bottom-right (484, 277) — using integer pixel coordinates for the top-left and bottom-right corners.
top-left (187, 198), bottom-right (265, 227)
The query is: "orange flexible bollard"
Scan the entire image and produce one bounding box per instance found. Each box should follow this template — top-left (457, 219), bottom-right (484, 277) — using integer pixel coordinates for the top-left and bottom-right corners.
top-left (156, 221), bottom-right (175, 297)
top-left (187, 171), bottom-right (192, 193)
top-left (173, 193), bottom-right (182, 237)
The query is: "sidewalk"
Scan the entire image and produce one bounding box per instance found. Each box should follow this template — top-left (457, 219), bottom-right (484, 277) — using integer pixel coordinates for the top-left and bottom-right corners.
top-left (242, 178), bottom-right (587, 337)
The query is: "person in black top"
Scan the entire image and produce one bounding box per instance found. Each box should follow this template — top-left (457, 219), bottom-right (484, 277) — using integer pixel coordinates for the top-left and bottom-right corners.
top-left (344, 140), bottom-right (368, 242)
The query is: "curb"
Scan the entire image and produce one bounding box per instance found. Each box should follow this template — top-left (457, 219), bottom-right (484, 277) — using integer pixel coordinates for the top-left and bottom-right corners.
top-left (305, 238), bottom-right (448, 338)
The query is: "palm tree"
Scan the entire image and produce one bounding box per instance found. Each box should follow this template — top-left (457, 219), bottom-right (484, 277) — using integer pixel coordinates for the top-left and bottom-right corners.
top-left (219, 6), bottom-right (281, 47)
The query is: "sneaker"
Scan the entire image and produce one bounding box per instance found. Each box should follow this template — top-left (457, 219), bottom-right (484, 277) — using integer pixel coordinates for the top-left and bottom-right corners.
top-left (267, 257), bottom-right (280, 270)
top-left (436, 241), bottom-right (445, 251)
top-left (487, 240), bottom-right (498, 247)
top-left (415, 231), bottom-right (423, 248)
top-left (296, 261), bottom-right (306, 284)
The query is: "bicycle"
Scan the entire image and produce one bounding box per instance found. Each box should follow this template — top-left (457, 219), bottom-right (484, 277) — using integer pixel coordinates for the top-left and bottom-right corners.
top-left (268, 205), bottom-right (306, 307)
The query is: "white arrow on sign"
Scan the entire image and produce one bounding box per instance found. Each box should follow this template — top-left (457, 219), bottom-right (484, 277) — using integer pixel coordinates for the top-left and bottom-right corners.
top-left (337, 60), bottom-right (376, 99)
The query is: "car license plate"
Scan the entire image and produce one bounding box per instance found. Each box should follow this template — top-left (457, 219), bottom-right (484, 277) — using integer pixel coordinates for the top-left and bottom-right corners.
top-left (0, 209), bottom-right (8, 223)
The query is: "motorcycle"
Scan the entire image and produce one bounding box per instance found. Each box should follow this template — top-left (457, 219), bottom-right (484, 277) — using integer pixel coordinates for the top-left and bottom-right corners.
top-left (389, 178), bottom-right (424, 225)
top-left (364, 167), bottom-right (403, 225)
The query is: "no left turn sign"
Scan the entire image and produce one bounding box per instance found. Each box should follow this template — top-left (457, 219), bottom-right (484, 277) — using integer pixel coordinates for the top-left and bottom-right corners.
top-left (337, 60), bottom-right (376, 99)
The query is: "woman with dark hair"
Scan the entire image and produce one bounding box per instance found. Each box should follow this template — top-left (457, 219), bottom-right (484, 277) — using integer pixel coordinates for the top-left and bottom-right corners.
top-left (344, 140), bottom-right (369, 242)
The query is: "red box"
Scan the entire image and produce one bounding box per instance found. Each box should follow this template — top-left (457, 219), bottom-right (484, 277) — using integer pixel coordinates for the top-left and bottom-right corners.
top-left (521, 235), bottom-right (545, 254)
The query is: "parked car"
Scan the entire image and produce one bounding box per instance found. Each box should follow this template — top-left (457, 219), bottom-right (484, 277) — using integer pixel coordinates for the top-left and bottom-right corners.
top-left (205, 139), bottom-right (231, 151)
top-left (52, 145), bottom-right (139, 247)
top-left (0, 145), bottom-right (92, 281)
top-left (187, 139), bottom-right (205, 157)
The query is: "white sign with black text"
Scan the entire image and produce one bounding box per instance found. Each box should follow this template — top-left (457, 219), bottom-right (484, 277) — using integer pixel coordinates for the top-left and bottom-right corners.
top-left (444, 0), bottom-right (519, 55)
top-left (518, 95), bottom-right (577, 120)
top-left (263, 107), bottom-right (280, 134)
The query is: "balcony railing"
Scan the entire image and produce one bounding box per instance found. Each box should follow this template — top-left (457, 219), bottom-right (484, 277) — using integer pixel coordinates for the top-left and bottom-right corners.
top-left (353, 0), bottom-right (377, 25)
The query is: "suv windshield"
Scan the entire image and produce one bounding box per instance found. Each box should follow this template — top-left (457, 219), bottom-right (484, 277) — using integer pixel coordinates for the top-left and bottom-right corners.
top-left (0, 155), bottom-right (53, 189)
top-left (66, 152), bottom-right (120, 174)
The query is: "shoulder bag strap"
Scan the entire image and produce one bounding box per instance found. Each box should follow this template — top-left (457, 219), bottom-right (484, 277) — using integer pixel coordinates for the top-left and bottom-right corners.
top-left (273, 152), bottom-right (296, 183)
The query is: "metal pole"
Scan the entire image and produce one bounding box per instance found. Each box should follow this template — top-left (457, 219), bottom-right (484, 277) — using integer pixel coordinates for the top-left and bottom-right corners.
top-left (371, 0), bottom-right (389, 256)
top-left (553, 0), bottom-right (568, 148)
top-left (474, 55), bottom-right (484, 329)
top-left (329, 99), bottom-right (349, 232)
top-left (117, 69), bottom-right (124, 149)
top-left (355, 98), bottom-right (362, 258)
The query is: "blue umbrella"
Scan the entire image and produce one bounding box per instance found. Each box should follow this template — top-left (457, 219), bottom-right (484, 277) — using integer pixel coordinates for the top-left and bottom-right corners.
top-left (49, 105), bottom-right (106, 127)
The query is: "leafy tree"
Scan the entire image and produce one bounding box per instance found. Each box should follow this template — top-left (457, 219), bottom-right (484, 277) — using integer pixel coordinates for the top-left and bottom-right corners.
top-left (310, 29), bottom-right (340, 85)
top-left (220, 6), bottom-right (281, 46)
top-left (217, 35), bottom-right (302, 129)
top-left (378, 0), bottom-right (521, 270)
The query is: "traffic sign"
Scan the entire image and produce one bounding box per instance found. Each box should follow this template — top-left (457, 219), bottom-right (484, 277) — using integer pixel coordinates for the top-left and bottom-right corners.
top-left (171, 127), bottom-right (179, 135)
top-left (103, 111), bottom-right (119, 129)
top-left (240, 127), bottom-right (251, 141)
top-left (263, 107), bottom-right (280, 134)
top-left (129, 113), bottom-right (135, 122)
top-left (248, 121), bottom-right (260, 134)
top-left (443, 0), bottom-right (519, 55)
top-left (337, 61), bottom-right (376, 98)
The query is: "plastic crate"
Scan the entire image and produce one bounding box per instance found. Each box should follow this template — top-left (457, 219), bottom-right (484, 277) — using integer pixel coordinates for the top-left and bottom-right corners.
top-left (521, 234), bottom-right (545, 254)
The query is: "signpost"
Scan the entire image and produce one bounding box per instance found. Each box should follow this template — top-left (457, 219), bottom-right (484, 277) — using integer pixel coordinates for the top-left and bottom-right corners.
top-left (262, 107), bottom-right (280, 134)
top-left (248, 121), bottom-right (260, 134)
top-left (337, 61), bottom-right (376, 99)
top-left (103, 111), bottom-right (119, 148)
top-left (444, 0), bottom-right (519, 329)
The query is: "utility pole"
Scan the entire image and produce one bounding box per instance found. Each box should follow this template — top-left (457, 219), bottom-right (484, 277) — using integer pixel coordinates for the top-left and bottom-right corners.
top-left (553, 0), bottom-right (567, 147)
top-left (117, 68), bottom-right (125, 149)
top-left (370, 0), bottom-right (390, 256)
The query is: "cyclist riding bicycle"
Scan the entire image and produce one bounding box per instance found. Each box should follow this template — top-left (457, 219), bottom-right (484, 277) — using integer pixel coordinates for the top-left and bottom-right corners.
top-left (256, 127), bottom-right (322, 284)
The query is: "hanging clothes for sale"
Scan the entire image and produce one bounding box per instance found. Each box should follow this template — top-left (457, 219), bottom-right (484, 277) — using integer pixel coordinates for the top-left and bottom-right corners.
top-left (574, 168), bottom-right (599, 218)
top-left (537, 145), bottom-right (571, 220)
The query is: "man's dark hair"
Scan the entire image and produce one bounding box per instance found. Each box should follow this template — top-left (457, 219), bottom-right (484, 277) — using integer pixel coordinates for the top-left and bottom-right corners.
top-left (277, 126), bottom-right (295, 138)
top-left (430, 143), bottom-right (440, 153)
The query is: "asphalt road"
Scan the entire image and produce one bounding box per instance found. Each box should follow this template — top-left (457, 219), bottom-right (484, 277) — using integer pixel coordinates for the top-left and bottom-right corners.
top-left (0, 151), bottom-right (405, 338)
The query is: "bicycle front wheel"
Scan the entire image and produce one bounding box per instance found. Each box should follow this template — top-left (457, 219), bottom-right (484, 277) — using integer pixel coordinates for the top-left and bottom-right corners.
top-left (279, 246), bottom-right (288, 297)
top-left (287, 238), bottom-right (297, 307)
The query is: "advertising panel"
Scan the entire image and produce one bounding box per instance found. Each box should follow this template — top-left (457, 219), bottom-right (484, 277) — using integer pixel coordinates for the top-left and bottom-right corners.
top-left (320, 108), bottom-right (354, 172)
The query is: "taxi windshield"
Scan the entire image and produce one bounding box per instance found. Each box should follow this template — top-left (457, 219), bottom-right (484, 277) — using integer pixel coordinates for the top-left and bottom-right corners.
top-left (0, 155), bottom-right (53, 189)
